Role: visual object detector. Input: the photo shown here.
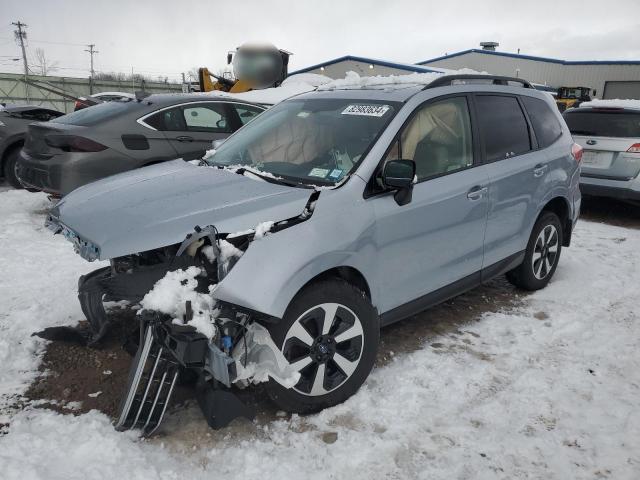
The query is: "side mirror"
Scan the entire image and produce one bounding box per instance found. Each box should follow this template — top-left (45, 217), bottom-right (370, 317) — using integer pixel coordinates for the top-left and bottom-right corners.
top-left (382, 159), bottom-right (416, 206)
top-left (212, 138), bottom-right (226, 150)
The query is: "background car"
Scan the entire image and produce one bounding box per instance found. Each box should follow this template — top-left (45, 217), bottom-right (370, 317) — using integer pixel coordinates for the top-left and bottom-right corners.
top-left (17, 93), bottom-right (266, 196)
top-left (74, 91), bottom-right (136, 111)
top-left (0, 104), bottom-right (64, 188)
top-left (564, 100), bottom-right (640, 204)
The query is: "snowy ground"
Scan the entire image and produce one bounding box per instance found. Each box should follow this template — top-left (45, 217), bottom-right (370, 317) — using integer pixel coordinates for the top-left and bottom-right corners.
top-left (1, 190), bottom-right (639, 480)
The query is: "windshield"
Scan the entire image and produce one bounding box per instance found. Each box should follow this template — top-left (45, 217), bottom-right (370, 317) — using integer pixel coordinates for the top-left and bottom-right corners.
top-left (564, 110), bottom-right (640, 137)
top-left (206, 97), bottom-right (399, 185)
top-left (54, 99), bottom-right (136, 126)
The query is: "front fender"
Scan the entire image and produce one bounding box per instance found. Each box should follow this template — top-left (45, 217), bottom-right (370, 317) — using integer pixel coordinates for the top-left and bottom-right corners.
top-left (212, 182), bottom-right (378, 319)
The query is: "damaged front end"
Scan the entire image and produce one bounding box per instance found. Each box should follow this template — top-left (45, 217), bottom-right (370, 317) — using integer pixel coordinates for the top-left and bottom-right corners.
top-left (46, 191), bottom-right (319, 435)
top-left (115, 307), bottom-right (297, 435)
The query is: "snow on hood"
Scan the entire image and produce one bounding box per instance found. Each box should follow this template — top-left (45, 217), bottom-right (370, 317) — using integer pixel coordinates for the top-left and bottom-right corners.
top-left (578, 99), bottom-right (640, 110)
top-left (53, 160), bottom-right (311, 260)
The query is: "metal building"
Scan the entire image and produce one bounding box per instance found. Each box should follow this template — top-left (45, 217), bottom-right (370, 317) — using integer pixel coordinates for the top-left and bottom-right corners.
top-left (293, 45), bottom-right (640, 100)
top-left (290, 55), bottom-right (446, 79)
top-left (418, 44), bottom-right (640, 99)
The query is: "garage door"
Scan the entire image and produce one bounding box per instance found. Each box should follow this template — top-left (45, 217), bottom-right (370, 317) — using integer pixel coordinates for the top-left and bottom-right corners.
top-left (603, 81), bottom-right (640, 100)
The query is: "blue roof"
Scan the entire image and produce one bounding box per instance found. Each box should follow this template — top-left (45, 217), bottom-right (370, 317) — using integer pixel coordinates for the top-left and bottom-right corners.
top-left (418, 49), bottom-right (640, 66)
top-left (290, 55), bottom-right (443, 75)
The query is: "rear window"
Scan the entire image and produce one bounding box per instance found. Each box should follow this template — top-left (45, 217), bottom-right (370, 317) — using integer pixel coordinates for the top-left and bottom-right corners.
top-left (564, 110), bottom-right (640, 138)
top-left (521, 96), bottom-right (563, 148)
top-left (475, 95), bottom-right (531, 161)
top-left (54, 100), bottom-right (136, 126)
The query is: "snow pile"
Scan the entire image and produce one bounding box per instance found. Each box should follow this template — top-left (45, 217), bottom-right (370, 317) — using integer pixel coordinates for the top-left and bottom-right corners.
top-left (139, 266), bottom-right (217, 339)
top-left (579, 98), bottom-right (640, 110)
top-left (202, 239), bottom-right (244, 271)
top-left (319, 70), bottom-right (443, 90)
top-left (254, 220), bottom-right (275, 239)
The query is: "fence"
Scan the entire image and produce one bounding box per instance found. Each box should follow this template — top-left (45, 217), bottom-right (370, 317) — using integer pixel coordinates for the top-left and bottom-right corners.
top-left (0, 72), bottom-right (184, 113)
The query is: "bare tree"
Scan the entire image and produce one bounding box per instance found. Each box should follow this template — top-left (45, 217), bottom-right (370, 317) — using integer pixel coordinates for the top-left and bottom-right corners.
top-left (33, 48), bottom-right (58, 76)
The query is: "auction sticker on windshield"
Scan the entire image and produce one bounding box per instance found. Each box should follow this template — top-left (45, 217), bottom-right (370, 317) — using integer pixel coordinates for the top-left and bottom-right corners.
top-left (341, 104), bottom-right (390, 117)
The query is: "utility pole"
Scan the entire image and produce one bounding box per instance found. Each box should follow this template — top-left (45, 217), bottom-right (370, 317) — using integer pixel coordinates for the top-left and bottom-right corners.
top-left (12, 21), bottom-right (29, 102)
top-left (85, 44), bottom-right (98, 94)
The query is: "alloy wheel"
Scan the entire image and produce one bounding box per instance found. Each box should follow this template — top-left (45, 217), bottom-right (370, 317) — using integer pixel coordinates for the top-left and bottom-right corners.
top-left (282, 303), bottom-right (364, 396)
top-left (532, 224), bottom-right (559, 280)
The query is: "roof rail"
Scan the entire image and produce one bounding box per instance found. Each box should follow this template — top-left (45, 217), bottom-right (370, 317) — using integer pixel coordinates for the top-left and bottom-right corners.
top-left (425, 74), bottom-right (534, 89)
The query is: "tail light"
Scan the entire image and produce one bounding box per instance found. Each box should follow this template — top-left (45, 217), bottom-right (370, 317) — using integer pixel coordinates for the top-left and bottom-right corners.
top-left (45, 135), bottom-right (108, 152)
top-left (627, 143), bottom-right (640, 153)
top-left (74, 100), bottom-right (83, 110)
top-left (571, 143), bottom-right (583, 163)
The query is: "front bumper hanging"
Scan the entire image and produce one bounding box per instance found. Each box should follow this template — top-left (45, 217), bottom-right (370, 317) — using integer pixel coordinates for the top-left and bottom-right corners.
top-left (115, 311), bottom-right (255, 436)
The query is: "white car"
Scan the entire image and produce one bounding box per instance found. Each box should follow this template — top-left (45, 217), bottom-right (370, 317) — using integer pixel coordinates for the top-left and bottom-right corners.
top-left (563, 99), bottom-right (640, 204)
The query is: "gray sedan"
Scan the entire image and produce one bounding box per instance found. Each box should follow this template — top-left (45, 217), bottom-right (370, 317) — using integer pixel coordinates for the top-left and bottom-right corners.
top-left (17, 93), bottom-right (265, 196)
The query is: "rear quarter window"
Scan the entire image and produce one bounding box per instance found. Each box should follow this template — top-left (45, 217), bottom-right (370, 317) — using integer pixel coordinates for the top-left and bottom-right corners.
top-left (521, 96), bottom-right (563, 148)
top-left (564, 110), bottom-right (640, 138)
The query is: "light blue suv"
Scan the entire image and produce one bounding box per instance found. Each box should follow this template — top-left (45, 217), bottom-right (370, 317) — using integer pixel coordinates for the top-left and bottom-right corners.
top-left (47, 74), bottom-right (582, 433)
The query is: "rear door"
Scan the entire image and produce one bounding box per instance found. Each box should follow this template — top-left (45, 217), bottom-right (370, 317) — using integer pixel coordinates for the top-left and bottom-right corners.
top-left (475, 94), bottom-right (550, 269)
top-left (564, 108), bottom-right (640, 181)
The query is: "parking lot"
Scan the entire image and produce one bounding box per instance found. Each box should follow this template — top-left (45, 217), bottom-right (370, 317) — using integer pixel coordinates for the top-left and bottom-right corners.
top-left (1, 188), bottom-right (638, 479)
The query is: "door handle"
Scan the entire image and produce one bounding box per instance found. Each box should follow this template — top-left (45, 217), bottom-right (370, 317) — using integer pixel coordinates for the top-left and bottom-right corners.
top-left (467, 186), bottom-right (488, 201)
top-left (176, 135), bottom-right (193, 143)
top-left (533, 164), bottom-right (548, 177)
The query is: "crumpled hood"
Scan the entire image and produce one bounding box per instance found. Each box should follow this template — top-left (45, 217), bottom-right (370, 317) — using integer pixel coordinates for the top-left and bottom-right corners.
top-left (53, 160), bottom-right (311, 260)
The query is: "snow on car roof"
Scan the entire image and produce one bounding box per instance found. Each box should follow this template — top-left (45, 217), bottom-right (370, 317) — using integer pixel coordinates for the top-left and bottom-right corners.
top-left (317, 68), bottom-right (485, 92)
top-left (579, 99), bottom-right (640, 110)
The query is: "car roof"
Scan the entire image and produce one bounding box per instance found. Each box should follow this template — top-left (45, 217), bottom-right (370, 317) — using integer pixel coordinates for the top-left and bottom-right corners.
top-left (572, 99), bottom-right (640, 112)
top-left (142, 92), bottom-right (265, 107)
top-left (293, 84), bottom-right (425, 103)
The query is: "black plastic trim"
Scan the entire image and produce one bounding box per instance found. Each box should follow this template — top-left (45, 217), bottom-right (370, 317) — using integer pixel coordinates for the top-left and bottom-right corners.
top-left (379, 251), bottom-right (525, 327)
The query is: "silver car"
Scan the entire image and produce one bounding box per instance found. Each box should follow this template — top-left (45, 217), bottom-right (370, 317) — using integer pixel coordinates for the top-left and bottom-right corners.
top-left (46, 75), bottom-right (581, 434)
top-left (563, 101), bottom-right (640, 204)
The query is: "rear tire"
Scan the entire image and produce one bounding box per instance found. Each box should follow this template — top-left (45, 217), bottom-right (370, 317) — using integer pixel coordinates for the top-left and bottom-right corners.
top-left (3, 146), bottom-right (24, 189)
top-left (265, 279), bottom-right (379, 414)
top-left (506, 211), bottom-right (562, 291)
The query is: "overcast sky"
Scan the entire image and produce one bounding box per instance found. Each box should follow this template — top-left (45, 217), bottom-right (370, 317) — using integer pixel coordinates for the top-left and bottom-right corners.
top-left (1, 0), bottom-right (639, 82)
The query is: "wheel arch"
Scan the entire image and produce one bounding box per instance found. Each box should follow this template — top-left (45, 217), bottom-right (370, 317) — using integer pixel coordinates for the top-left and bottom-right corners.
top-left (0, 137), bottom-right (25, 172)
top-left (540, 196), bottom-right (572, 246)
top-left (295, 266), bottom-right (372, 302)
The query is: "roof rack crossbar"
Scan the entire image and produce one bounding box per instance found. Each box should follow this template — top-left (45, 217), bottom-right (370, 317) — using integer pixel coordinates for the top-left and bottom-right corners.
top-left (425, 74), bottom-right (534, 90)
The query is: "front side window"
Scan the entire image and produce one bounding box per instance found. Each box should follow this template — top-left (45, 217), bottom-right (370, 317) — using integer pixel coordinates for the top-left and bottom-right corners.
top-left (475, 95), bottom-right (531, 161)
top-left (206, 98), bottom-right (399, 186)
top-left (385, 97), bottom-right (473, 181)
top-left (182, 103), bottom-right (231, 133)
top-left (521, 96), bottom-right (563, 148)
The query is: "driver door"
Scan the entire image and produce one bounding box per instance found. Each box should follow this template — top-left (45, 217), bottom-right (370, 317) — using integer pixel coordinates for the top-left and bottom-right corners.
top-left (371, 95), bottom-right (490, 316)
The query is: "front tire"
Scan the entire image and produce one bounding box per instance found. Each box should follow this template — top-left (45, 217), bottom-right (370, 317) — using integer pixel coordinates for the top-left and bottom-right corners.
top-left (3, 146), bottom-right (24, 189)
top-left (507, 211), bottom-right (562, 290)
top-left (265, 279), bottom-right (379, 414)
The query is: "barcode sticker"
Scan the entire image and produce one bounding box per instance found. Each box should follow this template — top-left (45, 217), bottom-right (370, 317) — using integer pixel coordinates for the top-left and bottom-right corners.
top-left (341, 104), bottom-right (390, 117)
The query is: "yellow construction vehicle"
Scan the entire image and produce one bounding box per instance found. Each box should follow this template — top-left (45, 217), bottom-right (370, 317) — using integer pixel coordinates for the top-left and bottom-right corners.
top-left (198, 43), bottom-right (291, 93)
top-left (555, 86), bottom-right (592, 112)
